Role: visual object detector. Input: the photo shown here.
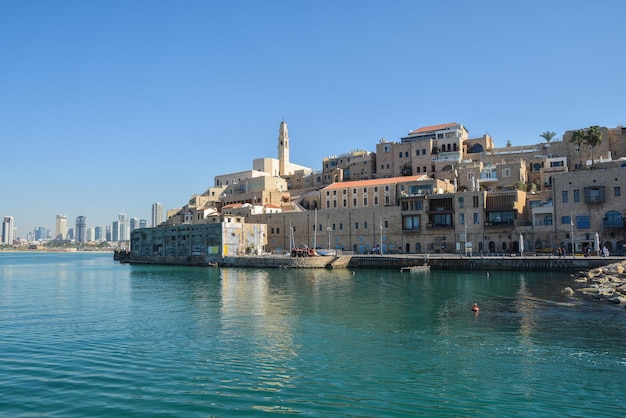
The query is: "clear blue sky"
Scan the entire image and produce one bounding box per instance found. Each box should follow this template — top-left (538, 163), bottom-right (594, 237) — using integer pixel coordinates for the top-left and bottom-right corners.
top-left (1, 0), bottom-right (624, 237)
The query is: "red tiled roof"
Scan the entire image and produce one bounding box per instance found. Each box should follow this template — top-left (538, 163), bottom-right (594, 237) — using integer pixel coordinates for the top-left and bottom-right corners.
top-left (322, 175), bottom-right (432, 191)
top-left (221, 203), bottom-right (243, 209)
top-left (408, 122), bottom-right (458, 135)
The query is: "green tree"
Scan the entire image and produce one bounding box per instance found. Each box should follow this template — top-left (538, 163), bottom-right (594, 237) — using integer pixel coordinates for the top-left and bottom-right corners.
top-left (585, 125), bottom-right (603, 166)
top-left (569, 129), bottom-right (586, 169)
top-left (569, 126), bottom-right (603, 169)
top-left (540, 131), bottom-right (556, 143)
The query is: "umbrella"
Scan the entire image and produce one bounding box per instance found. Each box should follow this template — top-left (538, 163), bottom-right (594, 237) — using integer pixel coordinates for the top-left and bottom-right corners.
top-left (519, 233), bottom-right (524, 256)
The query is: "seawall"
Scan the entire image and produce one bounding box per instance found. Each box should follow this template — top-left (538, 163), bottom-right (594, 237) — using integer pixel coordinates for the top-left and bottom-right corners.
top-left (126, 253), bottom-right (622, 271)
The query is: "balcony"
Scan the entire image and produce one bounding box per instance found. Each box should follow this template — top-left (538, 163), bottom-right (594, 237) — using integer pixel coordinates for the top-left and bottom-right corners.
top-left (478, 171), bottom-right (498, 185)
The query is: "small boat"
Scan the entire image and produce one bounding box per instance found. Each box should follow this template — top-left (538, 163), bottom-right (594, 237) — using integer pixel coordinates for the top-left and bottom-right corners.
top-left (400, 265), bottom-right (430, 273)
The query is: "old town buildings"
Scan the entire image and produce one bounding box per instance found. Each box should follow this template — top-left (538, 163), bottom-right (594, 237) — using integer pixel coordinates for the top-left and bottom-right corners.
top-left (143, 121), bottom-right (626, 258)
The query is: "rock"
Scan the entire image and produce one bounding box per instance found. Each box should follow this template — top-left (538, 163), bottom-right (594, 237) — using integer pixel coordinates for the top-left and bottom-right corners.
top-left (562, 287), bottom-right (575, 295)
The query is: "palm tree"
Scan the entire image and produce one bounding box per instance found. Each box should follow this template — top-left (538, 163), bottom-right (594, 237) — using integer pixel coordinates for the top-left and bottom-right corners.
top-left (540, 131), bottom-right (557, 143)
top-left (570, 126), bottom-right (603, 169)
top-left (585, 125), bottom-right (603, 166)
top-left (569, 129), bottom-right (586, 169)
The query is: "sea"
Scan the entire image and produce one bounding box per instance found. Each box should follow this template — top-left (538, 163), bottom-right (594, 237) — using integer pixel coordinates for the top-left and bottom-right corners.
top-left (1, 252), bottom-right (625, 417)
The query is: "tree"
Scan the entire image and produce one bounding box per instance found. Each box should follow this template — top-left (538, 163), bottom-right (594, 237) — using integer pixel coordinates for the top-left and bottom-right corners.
top-left (585, 125), bottom-right (603, 166)
top-left (540, 131), bottom-right (556, 143)
top-left (569, 126), bottom-right (603, 169)
top-left (569, 129), bottom-right (586, 169)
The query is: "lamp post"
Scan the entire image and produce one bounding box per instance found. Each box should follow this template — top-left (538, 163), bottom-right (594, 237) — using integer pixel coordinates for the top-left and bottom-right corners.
top-left (570, 215), bottom-right (574, 257)
top-left (464, 223), bottom-right (467, 255)
top-left (379, 217), bottom-right (384, 256)
top-left (327, 226), bottom-right (331, 251)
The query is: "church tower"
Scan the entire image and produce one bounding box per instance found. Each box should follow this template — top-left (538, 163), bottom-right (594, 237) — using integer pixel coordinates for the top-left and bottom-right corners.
top-left (278, 120), bottom-right (290, 176)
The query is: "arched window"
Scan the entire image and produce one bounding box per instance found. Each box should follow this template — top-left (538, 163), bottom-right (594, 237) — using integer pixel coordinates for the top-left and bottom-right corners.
top-left (469, 144), bottom-right (484, 153)
top-left (544, 214), bottom-right (553, 226)
top-left (603, 210), bottom-right (622, 227)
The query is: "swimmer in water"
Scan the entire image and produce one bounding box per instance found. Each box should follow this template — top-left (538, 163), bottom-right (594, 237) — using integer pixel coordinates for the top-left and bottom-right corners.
top-left (471, 303), bottom-right (479, 312)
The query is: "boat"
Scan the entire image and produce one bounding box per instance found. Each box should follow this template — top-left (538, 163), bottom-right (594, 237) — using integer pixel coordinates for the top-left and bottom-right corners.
top-left (400, 265), bottom-right (430, 273)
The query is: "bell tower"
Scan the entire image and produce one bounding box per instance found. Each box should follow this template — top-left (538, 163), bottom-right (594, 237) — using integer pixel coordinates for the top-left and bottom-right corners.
top-left (278, 120), bottom-right (290, 176)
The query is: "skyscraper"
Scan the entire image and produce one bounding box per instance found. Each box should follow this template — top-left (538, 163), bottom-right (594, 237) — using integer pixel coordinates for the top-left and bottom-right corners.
top-left (95, 226), bottom-right (103, 241)
top-left (152, 202), bottom-right (163, 227)
top-left (118, 214), bottom-right (127, 241)
top-left (2, 216), bottom-right (14, 245)
top-left (130, 217), bottom-right (139, 232)
top-left (75, 216), bottom-right (88, 243)
top-left (56, 214), bottom-right (68, 240)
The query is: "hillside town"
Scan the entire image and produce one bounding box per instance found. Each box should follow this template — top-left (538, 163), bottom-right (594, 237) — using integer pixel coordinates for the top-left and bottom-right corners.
top-left (130, 121), bottom-right (626, 262)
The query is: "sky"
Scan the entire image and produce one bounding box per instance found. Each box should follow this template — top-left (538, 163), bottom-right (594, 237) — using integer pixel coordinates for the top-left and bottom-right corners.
top-left (1, 0), bottom-right (625, 237)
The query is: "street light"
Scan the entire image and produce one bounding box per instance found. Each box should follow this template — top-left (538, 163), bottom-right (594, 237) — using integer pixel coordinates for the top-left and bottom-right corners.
top-left (380, 217), bottom-right (384, 256)
top-left (327, 226), bottom-right (331, 251)
top-left (570, 215), bottom-right (574, 257)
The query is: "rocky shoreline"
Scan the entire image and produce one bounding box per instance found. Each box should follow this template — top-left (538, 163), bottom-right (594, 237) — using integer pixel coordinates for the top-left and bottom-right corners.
top-left (564, 260), bottom-right (626, 308)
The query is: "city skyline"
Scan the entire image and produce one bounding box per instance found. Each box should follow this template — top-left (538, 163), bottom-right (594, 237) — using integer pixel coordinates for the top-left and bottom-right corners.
top-left (2, 1), bottom-right (625, 235)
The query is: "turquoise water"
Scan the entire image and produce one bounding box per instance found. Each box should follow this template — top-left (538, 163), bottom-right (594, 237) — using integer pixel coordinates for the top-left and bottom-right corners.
top-left (1, 252), bottom-right (625, 417)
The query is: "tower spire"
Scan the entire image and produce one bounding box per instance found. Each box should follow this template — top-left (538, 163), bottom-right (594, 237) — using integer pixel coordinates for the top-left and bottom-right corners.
top-left (278, 120), bottom-right (290, 176)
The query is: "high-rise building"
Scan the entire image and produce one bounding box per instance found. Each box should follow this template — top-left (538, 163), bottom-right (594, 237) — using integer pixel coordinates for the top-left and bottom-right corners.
top-left (139, 219), bottom-right (147, 229)
top-left (56, 214), bottom-right (68, 240)
top-left (2, 216), bottom-right (14, 245)
top-left (112, 221), bottom-right (120, 242)
top-left (106, 225), bottom-right (112, 241)
top-left (118, 214), bottom-right (127, 241)
top-left (95, 226), bottom-right (103, 241)
top-left (34, 227), bottom-right (49, 241)
top-left (130, 217), bottom-right (139, 232)
top-left (76, 216), bottom-right (88, 243)
top-left (152, 202), bottom-right (163, 227)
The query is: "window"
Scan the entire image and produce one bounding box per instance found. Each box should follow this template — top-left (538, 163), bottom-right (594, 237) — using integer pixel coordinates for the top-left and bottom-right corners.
top-left (374, 187), bottom-right (378, 192)
top-left (584, 186), bottom-right (605, 203)
top-left (403, 215), bottom-right (420, 230)
top-left (576, 215), bottom-right (590, 229)
top-left (416, 167), bottom-right (421, 173)
top-left (422, 148), bottom-right (426, 155)
top-left (473, 212), bottom-right (480, 224)
top-left (544, 214), bottom-right (553, 226)
top-left (364, 197), bottom-right (368, 206)
top-left (339, 223), bottom-right (343, 230)
top-left (277, 228), bottom-right (280, 234)
top-left (343, 199), bottom-right (347, 207)
top-left (374, 196), bottom-right (379, 205)
top-left (399, 152), bottom-right (403, 158)
top-left (459, 213), bottom-right (465, 225)
top-left (473, 196), bottom-right (479, 207)
top-left (405, 151), bottom-right (409, 157)
top-left (615, 186), bottom-right (621, 197)
top-left (364, 222), bottom-right (368, 229)
top-left (355, 222), bottom-right (359, 230)
top-left (353, 198), bottom-right (357, 206)
top-left (502, 168), bottom-right (511, 178)
top-left (562, 190), bottom-right (568, 203)
top-left (561, 215), bottom-right (571, 225)
top-left (573, 189), bottom-right (580, 202)
top-left (458, 196), bottom-right (464, 208)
